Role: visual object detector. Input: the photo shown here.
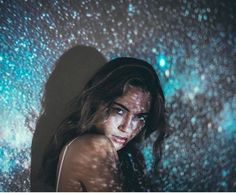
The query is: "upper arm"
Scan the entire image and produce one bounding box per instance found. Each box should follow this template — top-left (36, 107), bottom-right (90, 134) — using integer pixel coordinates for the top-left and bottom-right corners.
top-left (56, 134), bottom-right (122, 192)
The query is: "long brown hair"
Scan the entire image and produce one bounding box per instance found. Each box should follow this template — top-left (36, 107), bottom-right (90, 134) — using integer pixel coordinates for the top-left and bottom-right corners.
top-left (41, 57), bottom-right (167, 191)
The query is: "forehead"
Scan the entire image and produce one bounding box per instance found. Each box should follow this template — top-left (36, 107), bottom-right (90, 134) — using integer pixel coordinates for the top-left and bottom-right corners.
top-left (115, 85), bottom-right (151, 113)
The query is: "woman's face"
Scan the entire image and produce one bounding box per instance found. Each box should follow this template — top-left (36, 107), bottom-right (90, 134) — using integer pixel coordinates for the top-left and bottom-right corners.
top-left (95, 85), bottom-right (151, 151)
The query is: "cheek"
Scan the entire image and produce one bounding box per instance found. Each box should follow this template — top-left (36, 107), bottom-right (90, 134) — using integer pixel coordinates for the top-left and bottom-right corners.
top-left (100, 115), bottom-right (122, 132)
top-left (129, 126), bottom-right (142, 140)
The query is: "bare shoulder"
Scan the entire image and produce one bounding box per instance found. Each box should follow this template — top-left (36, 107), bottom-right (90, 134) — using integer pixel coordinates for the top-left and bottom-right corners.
top-left (57, 134), bottom-right (121, 192)
top-left (65, 134), bottom-right (117, 160)
top-left (75, 133), bottom-right (114, 147)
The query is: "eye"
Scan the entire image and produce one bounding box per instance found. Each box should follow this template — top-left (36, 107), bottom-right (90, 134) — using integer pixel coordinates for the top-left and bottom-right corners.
top-left (136, 115), bottom-right (147, 123)
top-left (111, 107), bottom-right (125, 115)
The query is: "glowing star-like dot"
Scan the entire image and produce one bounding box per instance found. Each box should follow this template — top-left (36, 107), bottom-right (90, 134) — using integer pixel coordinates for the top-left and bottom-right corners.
top-left (222, 169), bottom-right (228, 177)
top-left (218, 126), bottom-right (223, 132)
top-left (191, 117), bottom-right (196, 124)
top-left (201, 74), bottom-right (205, 80)
top-left (152, 48), bottom-right (157, 53)
top-left (128, 3), bottom-right (134, 13)
top-left (165, 69), bottom-right (170, 77)
top-left (159, 58), bottom-right (166, 67)
top-left (128, 39), bottom-right (133, 44)
top-left (194, 86), bottom-right (199, 93)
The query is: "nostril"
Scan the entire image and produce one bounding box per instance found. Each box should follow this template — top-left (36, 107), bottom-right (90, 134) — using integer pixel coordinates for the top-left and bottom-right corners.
top-left (118, 125), bottom-right (124, 131)
top-left (118, 125), bottom-right (127, 132)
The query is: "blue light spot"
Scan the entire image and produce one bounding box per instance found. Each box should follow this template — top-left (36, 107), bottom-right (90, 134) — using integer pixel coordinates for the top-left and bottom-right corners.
top-left (156, 55), bottom-right (168, 70)
top-left (220, 181), bottom-right (227, 188)
top-left (163, 159), bottom-right (169, 168)
top-left (191, 117), bottom-right (196, 124)
top-left (218, 97), bottom-right (236, 134)
top-left (172, 167), bottom-right (177, 173)
top-left (0, 56), bottom-right (3, 61)
top-left (160, 58), bottom-right (166, 67)
top-left (203, 160), bottom-right (209, 167)
top-left (203, 15), bottom-right (208, 20)
top-left (152, 48), bottom-right (157, 53)
top-left (128, 3), bottom-right (134, 13)
top-left (184, 10), bottom-right (189, 16)
top-left (142, 146), bottom-right (153, 172)
top-left (198, 14), bottom-right (202, 22)
top-left (222, 169), bottom-right (228, 177)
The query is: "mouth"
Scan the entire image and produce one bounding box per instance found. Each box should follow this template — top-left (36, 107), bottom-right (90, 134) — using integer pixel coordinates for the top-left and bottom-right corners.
top-left (111, 135), bottom-right (127, 145)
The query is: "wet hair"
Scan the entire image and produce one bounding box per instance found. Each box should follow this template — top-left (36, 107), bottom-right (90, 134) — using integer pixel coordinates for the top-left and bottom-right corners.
top-left (41, 57), bottom-right (167, 191)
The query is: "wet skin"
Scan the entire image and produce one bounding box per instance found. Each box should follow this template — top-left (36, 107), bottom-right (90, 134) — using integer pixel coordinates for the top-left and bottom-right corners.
top-left (95, 85), bottom-right (151, 151)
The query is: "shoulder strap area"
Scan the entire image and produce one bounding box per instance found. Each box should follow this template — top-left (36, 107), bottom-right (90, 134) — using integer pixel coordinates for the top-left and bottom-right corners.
top-left (56, 137), bottom-right (78, 191)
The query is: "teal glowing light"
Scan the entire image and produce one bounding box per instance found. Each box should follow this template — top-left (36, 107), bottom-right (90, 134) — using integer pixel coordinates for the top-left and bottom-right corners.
top-left (163, 159), bottom-right (169, 168)
top-left (128, 3), bottom-right (134, 13)
top-left (172, 167), bottom-right (177, 173)
top-left (222, 169), bottom-right (228, 177)
top-left (218, 97), bottom-right (236, 134)
top-left (159, 58), bottom-right (166, 67)
top-left (0, 147), bottom-right (16, 173)
top-left (155, 54), bottom-right (168, 70)
top-left (152, 48), bottom-right (157, 53)
top-left (142, 146), bottom-right (153, 172)
top-left (220, 181), bottom-right (227, 188)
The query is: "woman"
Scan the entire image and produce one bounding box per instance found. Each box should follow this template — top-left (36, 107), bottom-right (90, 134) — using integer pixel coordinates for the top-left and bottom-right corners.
top-left (40, 57), bottom-right (166, 191)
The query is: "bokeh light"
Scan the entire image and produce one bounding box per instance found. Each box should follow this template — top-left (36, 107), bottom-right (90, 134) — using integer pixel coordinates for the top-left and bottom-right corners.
top-left (0, 0), bottom-right (235, 191)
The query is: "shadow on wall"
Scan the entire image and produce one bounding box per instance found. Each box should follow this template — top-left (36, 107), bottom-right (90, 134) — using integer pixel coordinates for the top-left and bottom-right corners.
top-left (30, 45), bottom-right (107, 191)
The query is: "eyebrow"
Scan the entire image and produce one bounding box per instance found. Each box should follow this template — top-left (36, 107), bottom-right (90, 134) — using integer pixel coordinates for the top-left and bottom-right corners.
top-left (112, 102), bottom-right (149, 116)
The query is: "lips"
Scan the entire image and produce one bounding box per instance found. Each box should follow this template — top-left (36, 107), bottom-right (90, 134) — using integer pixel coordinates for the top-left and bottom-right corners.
top-left (111, 135), bottom-right (127, 144)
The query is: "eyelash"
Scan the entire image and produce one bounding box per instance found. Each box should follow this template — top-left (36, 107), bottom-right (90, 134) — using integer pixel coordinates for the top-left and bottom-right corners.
top-left (111, 107), bottom-right (125, 115)
top-left (137, 115), bottom-right (146, 122)
top-left (111, 106), bottom-right (147, 123)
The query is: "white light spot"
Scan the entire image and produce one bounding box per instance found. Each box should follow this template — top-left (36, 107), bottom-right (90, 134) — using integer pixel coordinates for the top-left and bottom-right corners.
top-left (165, 69), bottom-right (170, 77)
top-left (218, 126), bottom-right (223, 132)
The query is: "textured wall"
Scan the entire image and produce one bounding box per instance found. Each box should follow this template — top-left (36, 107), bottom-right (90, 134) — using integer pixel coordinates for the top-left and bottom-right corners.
top-left (0, 0), bottom-right (235, 191)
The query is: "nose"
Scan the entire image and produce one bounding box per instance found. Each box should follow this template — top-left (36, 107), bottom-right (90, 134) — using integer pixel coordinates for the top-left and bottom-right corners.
top-left (118, 115), bottom-right (133, 132)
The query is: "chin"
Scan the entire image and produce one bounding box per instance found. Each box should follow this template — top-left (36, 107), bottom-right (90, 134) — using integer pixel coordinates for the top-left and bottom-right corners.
top-left (113, 143), bottom-right (123, 151)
